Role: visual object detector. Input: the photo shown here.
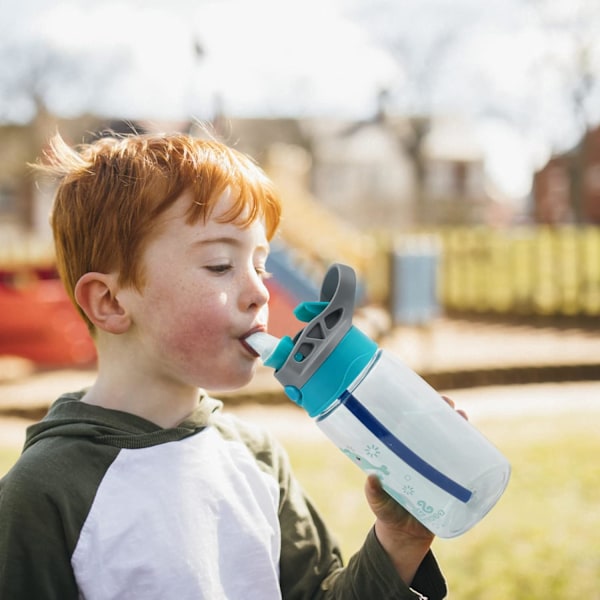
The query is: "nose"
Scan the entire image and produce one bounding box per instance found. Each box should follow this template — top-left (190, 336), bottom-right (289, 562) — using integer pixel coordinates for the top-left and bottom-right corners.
top-left (241, 268), bottom-right (270, 312)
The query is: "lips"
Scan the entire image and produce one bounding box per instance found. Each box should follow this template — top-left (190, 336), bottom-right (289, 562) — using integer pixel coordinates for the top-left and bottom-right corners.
top-left (239, 326), bottom-right (266, 357)
top-left (240, 338), bottom-right (259, 357)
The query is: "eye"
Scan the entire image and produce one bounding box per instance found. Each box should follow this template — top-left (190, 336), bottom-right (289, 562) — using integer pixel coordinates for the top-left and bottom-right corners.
top-left (255, 266), bottom-right (272, 280)
top-left (205, 264), bottom-right (233, 275)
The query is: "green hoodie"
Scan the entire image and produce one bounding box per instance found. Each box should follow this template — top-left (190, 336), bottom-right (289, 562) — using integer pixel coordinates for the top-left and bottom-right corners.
top-left (0, 391), bottom-right (446, 599)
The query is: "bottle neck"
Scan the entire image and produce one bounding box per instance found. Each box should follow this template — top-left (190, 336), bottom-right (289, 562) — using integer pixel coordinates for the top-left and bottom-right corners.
top-left (284, 326), bottom-right (378, 417)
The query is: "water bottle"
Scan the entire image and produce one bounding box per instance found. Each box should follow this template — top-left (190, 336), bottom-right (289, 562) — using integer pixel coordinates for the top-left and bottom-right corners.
top-left (247, 263), bottom-right (511, 538)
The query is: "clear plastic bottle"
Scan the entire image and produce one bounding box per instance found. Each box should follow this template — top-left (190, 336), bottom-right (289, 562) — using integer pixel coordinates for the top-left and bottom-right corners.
top-left (247, 264), bottom-right (511, 538)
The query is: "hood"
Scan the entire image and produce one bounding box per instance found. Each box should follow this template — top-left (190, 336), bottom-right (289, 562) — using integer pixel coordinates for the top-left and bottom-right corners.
top-left (23, 391), bottom-right (224, 452)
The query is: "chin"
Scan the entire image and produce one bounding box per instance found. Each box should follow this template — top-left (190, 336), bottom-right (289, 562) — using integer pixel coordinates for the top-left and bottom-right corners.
top-left (205, 365), bottom-right (256, 393)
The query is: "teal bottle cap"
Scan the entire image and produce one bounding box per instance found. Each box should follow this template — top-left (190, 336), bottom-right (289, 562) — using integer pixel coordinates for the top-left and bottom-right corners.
top-left (272, 263), bottom-right (377, 415)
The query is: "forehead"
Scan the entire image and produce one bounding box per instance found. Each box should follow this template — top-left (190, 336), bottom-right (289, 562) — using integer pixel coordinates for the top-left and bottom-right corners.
top-left (153, 189), bottom-right (267, 245)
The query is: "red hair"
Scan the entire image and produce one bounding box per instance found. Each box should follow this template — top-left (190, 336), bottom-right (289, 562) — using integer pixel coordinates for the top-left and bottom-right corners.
top-left (38, 132), bottom-right (282, 330)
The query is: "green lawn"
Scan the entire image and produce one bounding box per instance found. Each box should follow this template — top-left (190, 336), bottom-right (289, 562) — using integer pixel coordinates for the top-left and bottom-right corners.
top-left (0, 446), bottom-right (19, 478)
top-left (284, 413), bottom-right (600, 600)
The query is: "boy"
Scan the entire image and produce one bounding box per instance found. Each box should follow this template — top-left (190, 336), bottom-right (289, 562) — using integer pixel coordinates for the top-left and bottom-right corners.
top-left (0, 132), bottom-right (447, 599)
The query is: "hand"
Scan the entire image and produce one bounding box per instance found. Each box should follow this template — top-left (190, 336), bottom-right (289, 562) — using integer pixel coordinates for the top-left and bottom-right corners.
top-left (365, 473), bottom-right (434, 540)
top-left (365, 474), bottom-right (433, 585)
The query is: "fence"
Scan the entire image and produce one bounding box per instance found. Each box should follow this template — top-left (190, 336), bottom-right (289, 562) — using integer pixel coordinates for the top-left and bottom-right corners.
top-left (438, 226), bottom-right (600, 317)
top-left (389, 235), bottom-right (441, 325)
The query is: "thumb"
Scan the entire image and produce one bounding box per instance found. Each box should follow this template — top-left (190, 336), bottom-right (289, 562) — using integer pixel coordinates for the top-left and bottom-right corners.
top-left (364, 474), bottom-right (397, 519)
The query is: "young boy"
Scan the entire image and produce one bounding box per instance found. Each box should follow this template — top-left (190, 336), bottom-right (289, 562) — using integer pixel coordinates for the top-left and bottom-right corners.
top-left (0, 132), bottom-right (447, 599)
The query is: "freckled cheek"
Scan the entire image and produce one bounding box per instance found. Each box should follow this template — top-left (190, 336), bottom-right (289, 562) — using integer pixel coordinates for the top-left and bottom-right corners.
top-left (164, 294), bottom-right (231, 354)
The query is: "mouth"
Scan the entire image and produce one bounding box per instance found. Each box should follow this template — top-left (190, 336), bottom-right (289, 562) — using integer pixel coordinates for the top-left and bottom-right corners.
top-left (239, 326), bottom-right (267, 357)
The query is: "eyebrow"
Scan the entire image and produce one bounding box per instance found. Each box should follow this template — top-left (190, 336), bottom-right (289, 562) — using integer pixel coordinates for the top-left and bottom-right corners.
top-left (190, 237), bottom-right (270, 251)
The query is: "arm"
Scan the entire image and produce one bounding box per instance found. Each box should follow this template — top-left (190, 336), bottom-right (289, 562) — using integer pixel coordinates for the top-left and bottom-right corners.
top-left (276, 446), bottom-right (447, 599)
top-left (365, 475), bottom-right (447, 597)
top-left (0, 462), bottom-right (80, 600)
top-left (366, 474), bottom-right (435, 585)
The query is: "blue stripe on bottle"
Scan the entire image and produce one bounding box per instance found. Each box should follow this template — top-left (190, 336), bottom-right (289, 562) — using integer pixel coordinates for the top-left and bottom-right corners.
top-left (341, 390), bottom-right (473, 503)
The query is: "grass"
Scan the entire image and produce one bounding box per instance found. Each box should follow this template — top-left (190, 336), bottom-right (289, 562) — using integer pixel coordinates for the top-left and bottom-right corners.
top-left (1, 411), bottom-right (598, 599)
top-left (0, 446), bottom-right (19, 477)
top-left (284, 413), bottom-right (600, 600)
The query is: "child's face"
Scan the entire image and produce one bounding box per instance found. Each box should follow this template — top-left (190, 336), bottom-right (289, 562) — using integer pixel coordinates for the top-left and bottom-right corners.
top-left (119, 189), bottom-right (271, 392)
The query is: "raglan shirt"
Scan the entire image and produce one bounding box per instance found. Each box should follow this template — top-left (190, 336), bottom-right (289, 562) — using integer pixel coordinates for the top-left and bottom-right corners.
top-left (0, 392), bottom-right (447, 599)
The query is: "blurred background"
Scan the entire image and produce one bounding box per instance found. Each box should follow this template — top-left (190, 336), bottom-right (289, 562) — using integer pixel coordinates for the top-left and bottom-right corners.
top-left (1, 0), bottom-right (599, 597)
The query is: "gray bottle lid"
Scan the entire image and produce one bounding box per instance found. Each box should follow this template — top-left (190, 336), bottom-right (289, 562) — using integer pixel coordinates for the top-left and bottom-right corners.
top-left (274, 263), bottom-right (357, 390)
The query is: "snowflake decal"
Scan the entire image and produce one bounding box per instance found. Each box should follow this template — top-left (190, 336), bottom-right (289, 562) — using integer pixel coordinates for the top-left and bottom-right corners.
top-left (402, 485), bottom-right (415, 496)
top-left (365, 444), bottom-right (381, 458)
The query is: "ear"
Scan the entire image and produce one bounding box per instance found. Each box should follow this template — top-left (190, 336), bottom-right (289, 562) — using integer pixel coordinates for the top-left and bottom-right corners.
top-left (74, 272), bottom-right (131, 334)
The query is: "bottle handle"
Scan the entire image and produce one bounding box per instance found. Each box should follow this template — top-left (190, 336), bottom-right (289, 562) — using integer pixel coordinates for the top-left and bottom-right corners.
top-left (274, 263), bottom-right (358, 389)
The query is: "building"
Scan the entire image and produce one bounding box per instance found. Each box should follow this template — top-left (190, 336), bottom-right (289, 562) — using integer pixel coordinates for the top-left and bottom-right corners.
top-left (533, 124), bottom-right (600, 225)
top-left (1, 112), bottom-right (492, 237)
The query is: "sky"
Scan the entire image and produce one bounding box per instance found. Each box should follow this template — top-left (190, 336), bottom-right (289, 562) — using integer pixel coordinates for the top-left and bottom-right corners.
top-left (2, 0), bottom-right (600, 201)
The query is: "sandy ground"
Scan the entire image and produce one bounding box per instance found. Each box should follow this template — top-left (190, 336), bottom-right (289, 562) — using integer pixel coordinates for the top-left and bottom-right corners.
top-left (380, 319), bottom-right (600, 372)
top-left (2, 380), bottom-right (600, 453)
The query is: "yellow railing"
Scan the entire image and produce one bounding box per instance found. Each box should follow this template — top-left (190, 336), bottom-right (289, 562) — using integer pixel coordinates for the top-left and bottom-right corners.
top-left (438, 226), bottom-right (600, 317)
top-left (5, 217), bottom-right (600, 320)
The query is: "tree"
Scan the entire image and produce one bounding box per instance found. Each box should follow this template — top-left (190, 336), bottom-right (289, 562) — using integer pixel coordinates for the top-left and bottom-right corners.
top-left (347, 0), bottom-right (600, 224)
top-left (0, 37), bottom-right (124, 230)
top-left (343, 0), bottom-right (466, 225)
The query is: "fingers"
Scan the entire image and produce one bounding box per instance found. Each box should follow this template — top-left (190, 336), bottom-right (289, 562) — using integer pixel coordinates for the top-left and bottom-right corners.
top-left (441, 394), bottom-right (455, 408)
top-left (441, 395), bottom-right (469, 420)
top-left (364, 474), bottom-right (406, 523)
top-left (364, 474), bottom-right (387, 505)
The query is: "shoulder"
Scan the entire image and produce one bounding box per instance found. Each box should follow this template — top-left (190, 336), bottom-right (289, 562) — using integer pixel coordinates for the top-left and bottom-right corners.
top-left (210, 410), bottom-right (290, 480)
top-left (0, 440), bottom-right (85, 598)
top-left (5, 434), bottom-right (118, 493)
top-left (1, 435), bottom-right (120, 553)
top-left (2, 437), bottom-right (73, 499)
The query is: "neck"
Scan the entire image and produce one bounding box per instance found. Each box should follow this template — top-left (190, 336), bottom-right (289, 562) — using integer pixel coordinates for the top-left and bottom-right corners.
top-left (83, 350), bottom-right (200, 429)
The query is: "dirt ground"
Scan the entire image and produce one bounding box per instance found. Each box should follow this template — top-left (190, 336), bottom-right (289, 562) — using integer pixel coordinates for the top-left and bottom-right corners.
top-left (3, 380), bottom-right (600, 454)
